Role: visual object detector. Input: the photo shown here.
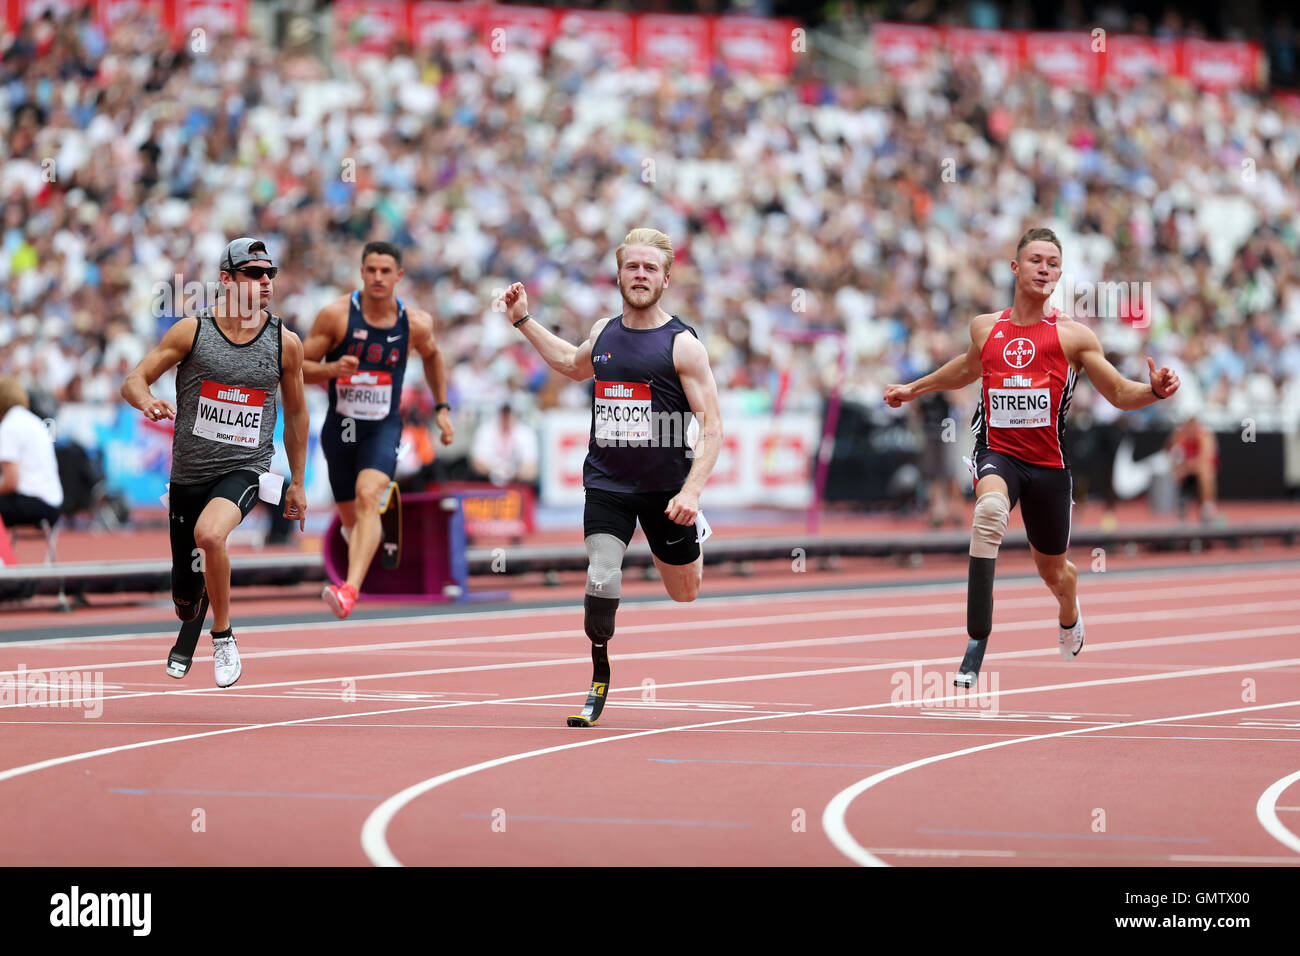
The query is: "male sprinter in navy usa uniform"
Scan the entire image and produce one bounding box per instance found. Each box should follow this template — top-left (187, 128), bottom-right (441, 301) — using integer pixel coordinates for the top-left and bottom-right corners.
top-left (505, 228), bottom-right (724, 726)
top-left (302, 241), bottom-right (454, 618)
top-left (122, 238), bottom-right (309, 687)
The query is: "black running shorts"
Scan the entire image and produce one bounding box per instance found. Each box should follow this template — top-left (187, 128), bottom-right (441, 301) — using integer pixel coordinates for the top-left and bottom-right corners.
top-left (972, 449), bottom-right (1073, 556)
top-left (583, 487), bottom-right (701, 566)
top-left (168, 469), bottom-right (261, 606)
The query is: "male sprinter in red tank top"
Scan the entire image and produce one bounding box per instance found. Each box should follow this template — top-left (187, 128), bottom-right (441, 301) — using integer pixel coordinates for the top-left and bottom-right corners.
top-left (885, 228), bottom-right (1180, 686)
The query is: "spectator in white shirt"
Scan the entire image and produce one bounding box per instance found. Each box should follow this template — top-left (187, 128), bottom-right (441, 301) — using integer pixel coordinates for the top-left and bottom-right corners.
top-left (470, 403), bottom-right (539, 488)
top-left (0, 377), bottom-right (64, 528)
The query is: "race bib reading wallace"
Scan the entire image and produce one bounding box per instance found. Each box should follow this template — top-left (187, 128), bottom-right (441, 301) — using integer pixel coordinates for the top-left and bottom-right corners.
top-left (194, 380), bottom-right (267, 446)
top-left (988, 374), bottom-right (1051, 428)
top-left (594, 381), bottom-right (652, 444)
top-left (335, 371), bottom-right (393, 421)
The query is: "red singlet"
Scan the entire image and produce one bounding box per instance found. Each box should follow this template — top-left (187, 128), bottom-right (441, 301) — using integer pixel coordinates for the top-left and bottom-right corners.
top-left (972, 308), bottom-right (1077, 469)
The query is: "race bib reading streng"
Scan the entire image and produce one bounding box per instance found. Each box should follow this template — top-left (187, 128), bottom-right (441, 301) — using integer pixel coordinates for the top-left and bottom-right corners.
top-left (988, 374), bottom-right (1051, 429)
top-left (335, 371), bottom-right (393, 421)
top-left (594, 381), bottom-right (652, 444)
top-left (193, 380), bottom-right (267, 447)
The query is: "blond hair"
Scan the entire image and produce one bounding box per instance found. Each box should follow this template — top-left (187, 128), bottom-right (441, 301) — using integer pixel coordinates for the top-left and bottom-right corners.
top-left (616, 228), bottom-right (674, 272)
top-left (0, 376), bottom-right (29, 422)
top-left (1016, 227), bottom-right (1062, 258)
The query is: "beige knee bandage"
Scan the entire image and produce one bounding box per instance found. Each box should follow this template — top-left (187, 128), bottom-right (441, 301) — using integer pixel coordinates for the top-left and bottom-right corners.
top-left (970, 492), bottom-right (1010, 559)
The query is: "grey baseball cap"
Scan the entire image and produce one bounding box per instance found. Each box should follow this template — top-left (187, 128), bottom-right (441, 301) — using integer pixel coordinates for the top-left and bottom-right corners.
top-left (220, 237), bottom-right (274, 273)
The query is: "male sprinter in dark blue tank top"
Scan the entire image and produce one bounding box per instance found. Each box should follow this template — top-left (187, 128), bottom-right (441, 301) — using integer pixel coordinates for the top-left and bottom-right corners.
top-left (302, 241), bottom-right (454, 618)
top-left (505, 227), bottom-right (724, 727)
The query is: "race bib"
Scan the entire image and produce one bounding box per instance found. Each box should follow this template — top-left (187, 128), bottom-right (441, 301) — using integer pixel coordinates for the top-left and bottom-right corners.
top-left (594, 381), bottom-right (652, 444)
top-left (193, 380), bottom-right (266, 446)
top-left (336, 371), bottom-right (393, 421)
top-left (988, 375), bottom-right (1051, 428)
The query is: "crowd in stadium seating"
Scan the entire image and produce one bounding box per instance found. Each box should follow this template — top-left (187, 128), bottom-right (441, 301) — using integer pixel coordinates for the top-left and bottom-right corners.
top-left (2, 5), bottom-right (1298, 448)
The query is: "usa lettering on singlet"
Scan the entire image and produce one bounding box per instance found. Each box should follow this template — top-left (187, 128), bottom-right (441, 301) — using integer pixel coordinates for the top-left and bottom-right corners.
top-left (971, 310), bottom-right (1077, 469)
top-left (324, 291), bottom-right (409, 426)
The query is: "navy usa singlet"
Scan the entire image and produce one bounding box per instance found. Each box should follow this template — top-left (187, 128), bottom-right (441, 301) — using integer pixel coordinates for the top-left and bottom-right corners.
top-left (324, 291), bottom-right (410, 430)
top-left (583, 314), bottom-right (697, 494)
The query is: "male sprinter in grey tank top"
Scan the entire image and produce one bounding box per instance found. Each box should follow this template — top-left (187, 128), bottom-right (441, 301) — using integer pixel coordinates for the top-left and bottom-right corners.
top-left (504, 228), bottom-right (724, 727)
top-left (121, 238), bottom-right (310, 688)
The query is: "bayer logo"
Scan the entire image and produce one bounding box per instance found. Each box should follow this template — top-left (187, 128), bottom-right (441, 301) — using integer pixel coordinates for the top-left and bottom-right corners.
top-left (1003, 337), bottom-right (1035, 368)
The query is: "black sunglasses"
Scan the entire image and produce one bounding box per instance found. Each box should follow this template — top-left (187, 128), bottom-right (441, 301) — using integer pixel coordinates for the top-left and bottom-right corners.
top-left (237, 266), bottom-right (278, 280)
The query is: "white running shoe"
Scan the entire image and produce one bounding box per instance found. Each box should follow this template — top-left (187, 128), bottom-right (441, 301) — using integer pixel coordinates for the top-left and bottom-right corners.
top-left (1058, 598), bottom-right (1085, 660)
top-left (213, 634), bottom-right (242, 688)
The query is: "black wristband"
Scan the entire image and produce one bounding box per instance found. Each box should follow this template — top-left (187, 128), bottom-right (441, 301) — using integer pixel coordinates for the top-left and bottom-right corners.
top-left (1151, 384), bottom-right (1164, 400)
top-left (513, 313), bottom-right (531, 328)
top-left (435, 402), bottom-right (450, 412)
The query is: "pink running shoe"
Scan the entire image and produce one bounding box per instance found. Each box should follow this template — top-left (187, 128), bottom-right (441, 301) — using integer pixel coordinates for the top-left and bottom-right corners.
top-left (322, 583), bottom-right (358, 619)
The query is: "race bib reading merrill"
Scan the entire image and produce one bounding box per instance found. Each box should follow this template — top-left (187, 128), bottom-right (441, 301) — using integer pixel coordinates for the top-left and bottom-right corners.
top-left (988, 375), bottom-right (1051, 428)
top-left (193, 380), bottom-right (267, 446)
top-left (594, 381), bottom-right (652, 444)
top-left (336, 371), bottom-right (393, 421)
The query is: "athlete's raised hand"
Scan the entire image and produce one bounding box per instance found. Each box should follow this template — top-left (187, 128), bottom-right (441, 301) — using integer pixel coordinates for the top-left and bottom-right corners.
top-left (1148, 357), bottom-right (1180, 399)
top-left (332, 354), bottom-right (360, 378)
top-left (140, 397), bottom-right (176, 422)
top-left (883, 383), bottom-right (915, 408)
top-left (503, 282), bottom-right (529, 325)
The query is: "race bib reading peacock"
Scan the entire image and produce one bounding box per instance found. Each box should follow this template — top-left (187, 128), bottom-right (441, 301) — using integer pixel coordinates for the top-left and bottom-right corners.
top-left (594, 381), bottom-right (652, 444)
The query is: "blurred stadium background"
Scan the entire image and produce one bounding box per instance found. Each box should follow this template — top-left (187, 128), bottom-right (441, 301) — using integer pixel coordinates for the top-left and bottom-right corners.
top-left (1, 0), bottom-right (1298, 598)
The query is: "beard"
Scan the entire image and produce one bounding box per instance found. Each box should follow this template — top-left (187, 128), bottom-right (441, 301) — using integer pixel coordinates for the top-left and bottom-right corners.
top-left (620, 279), bottom-right (664, 310)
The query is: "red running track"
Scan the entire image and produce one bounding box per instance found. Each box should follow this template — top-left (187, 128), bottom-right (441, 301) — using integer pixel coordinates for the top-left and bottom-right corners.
top-left (2, 560), bottom-right (1299, 866)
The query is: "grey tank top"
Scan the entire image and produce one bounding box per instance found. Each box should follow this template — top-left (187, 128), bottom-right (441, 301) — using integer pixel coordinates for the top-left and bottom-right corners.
top-left (170, 310), bottom-right (283, 485)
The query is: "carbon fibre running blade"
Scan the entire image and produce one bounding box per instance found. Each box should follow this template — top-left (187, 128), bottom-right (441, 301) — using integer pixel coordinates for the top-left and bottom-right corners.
top-left (566, 680), bottom-right (608, 727)
top-left (166, 594), bottom-right (209, 679)
top-left (954, 637), bottom-right (988, 688)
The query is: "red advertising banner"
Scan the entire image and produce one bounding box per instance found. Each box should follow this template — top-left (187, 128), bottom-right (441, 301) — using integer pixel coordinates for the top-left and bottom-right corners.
top-left (636, 13), bottom-right (711, 73)
top-left (480, 3), bottom-right (556, 56)
top-left (713, 15), bottom-right (795, 76)
top-left (553, 8), bottom-right (634, 67)
top-left (945, 26), bottom-right (1021, 75)
top-left (1103, 34), bottom-right (1181, 87)
top-left (14, 0), bottom-right (86, 21)
top-left (870, 22), bottom-right (942, 77)
top-left (1182, 38), bottom-right (1262, 91)
top-left (409, 0), bottom-right (482, 52)
top-left (1023, 31), bottom-right (1103, 90)
top-left (172, 0), bottom-right (247, 37)
top-left (95, 0), bottom-right (165, 30)
top-left (335, 0), bottom-right (408, 56)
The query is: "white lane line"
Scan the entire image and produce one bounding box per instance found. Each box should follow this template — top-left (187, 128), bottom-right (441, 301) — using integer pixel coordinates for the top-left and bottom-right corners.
top-left (358, 658), bottom-right (1300, 867)
top-left (3, 604), bottom-right (1298, 714)
top-left (823, 699), bottom-right (1300, 867)
top-left (8, 574), bottom-right (1298, 678)
top-left (1255, 770), bottom-right (1300, 856)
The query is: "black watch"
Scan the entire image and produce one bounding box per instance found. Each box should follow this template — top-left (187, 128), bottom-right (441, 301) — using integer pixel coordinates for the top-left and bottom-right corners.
top-left (435, 402), bottom-right (451, 412)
